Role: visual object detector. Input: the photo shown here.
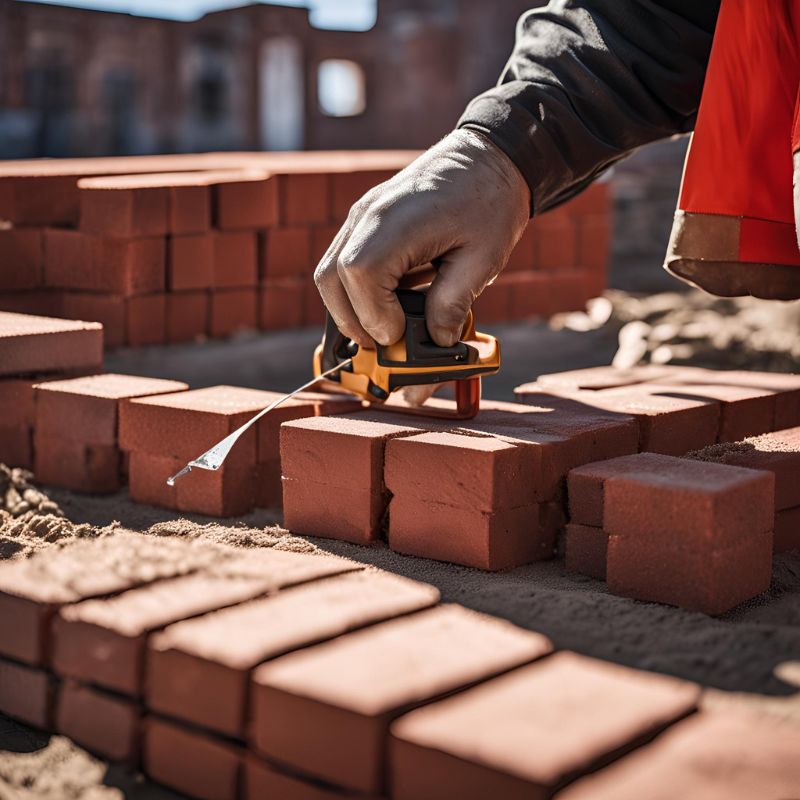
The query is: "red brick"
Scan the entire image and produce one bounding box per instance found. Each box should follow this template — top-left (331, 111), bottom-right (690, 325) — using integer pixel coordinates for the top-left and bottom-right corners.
top-left (0, 174), bottom-right (80, 226)
top-left (168, 233), bottom-right (214, 290)
top-left (0, 289), bottom-right (63, 317)
top-left (78, 177), bottom-right (169, 238)
top-left (34, 433), bottom-right (121, 493)
top-left (310, 223), bottom-right (339, 263)
top-left (533, 365), bottom-right (682, 392)
top-left (279, 172), bottom-right (330, 225)
top-left (127, 293), bottom-right (166, 346)
top-left (774, 505), bottom-right (800, 552)
top-left (259, 280), bottom-right (305, 330)
top-left (559, 711), bottom-right (800, 800)
top-left (143, 716), bottom-right (242, 800)
top-left (576, 214), bottom-right (611, 272)
top-left (215, 174), bottom-right (279, 229)
top-left (0, 658), bottom-right (53, 728)
top-left (56, 681), bottom-right (139, 764)
top-left (261, 227), bottom-right (312, 279)
top-left (0, 424), bottom-right (32, 469)
top-left (564, 523), bottom-right (607, 580)
top-left (330, 169), bottom-right (395, 221)
top-left (386, 432), bottom-right (540, 512)
top-left (0, 532), bottom-right (222, 666)
top-left (603, 455), bottom-right (774, 543)
top-left (390, 652), bottom-right (698, 800)
top-left (254, 458), bottom-right (282, 508)
top-left (0, 376), bottom-right (40, 426)
top-left (210, 288), bottom-right (258, 338)
top-left (389, 498), bottom-right (548, 570)
top-left (0, 228), bottom-right (43, 290)
top-left (35, 373), bottom-right (188, 446)
top-left (507, 271), bottom-right (594, 319)
top-left (539, 500), bottom-right (566, 546)
top-left (212, 230), bottom-right (257, 288)
top-left (686, 427), bottom-right (800, 511)
top-left (563, 181), bottom-right (610, 215)
top-left (148, 571), bottom-right (436, 738)
top-left (568, 453), bottom-right (692, 527)
top-left (166, 290), bottom-right (209, 343)
top-left (639, 382), bottom-right (775, 443)
top-left (505, 222), bottom-right (536, 271)
top-left (0, 311), bottom-right (103, 375)
top-left (176, 459), bottom-right (254, 517)
top-left (251, 606), bottom-right (551, 794)
top-left (52, 548), bottom-right (352, 696)
top-left (532, 213), bottom-right (577, 271)
top-left (119, 385), bottom-right (285, 465)
top-left (169, 184), bottom-right (210, 234)
top-left (471, 277), bottom-right (512, 323)
top-left (60, 293), bottom-right (125, 348)
top-left (304, 279), bottom-right (327, 326)
top-left (245, 754), bottom-right (373, 800)
top-left (128, 451), bottom-right (180, 509)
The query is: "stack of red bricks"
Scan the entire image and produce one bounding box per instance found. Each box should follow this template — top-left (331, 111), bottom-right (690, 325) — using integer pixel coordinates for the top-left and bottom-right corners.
top-left (0, 310), bottom-right (103, 469)
top-left (0, 153), bottom-right (610, 346)
top-left (1, 531), bottom-right (797, 799)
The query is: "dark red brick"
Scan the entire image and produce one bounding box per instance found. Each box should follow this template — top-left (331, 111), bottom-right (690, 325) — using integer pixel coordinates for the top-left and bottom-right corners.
top-left (147, 571), bottom-right (437, 738)
top-left (0, 424), bottom-right (33, 469)
top-left (259, 280), bottom-right (305, 330)
top-left (127, 293), bottom-right (166, 346)
top-left (254, 459), bottom-right (282, 508)
top-left (533, 365), bottom-right (682, 392)
top-left (60, 293), bottom-right (125, 348)
top-left (168, 233), bottom-right (214, 290)
top-left (215, 173), bottom-right (278, 229)
top-left (261, 227), bottom-right (312, 279)
top-left (127, 451), bottom-right (180, 509)
top-left (0, 658), bottom-right (53, 728)
top-left (210, 288), bottom-right (258, 338)
top-left (532, 213), bottom-right (577, 271)
top-left (775, 505), bottom-right (800, 553)
top-left (559, 711), bottom-right (800, 800)
top-left (279, 172), bottom-right (330, 225)
top-left (56, 681), bottom-right (139, 764)
top-left (390, 652), bottom-right (698, 800)
top-left (564, 523), bottom-right (607, 580)
top-left (166, 290), bottom-right (209, 343)
top-left (0, 311), bottom-right (102, 376)
top-left (176, 459), bottom-right (254, 517)
top-left (34, 434), bottom-right (121, 493)
top-left (576, 214), bottom-right (611, 272)
top-left (169, 184), bottom-right (210, 235)
top-left (143, 716), bottom-right (242, 800)
top-left (245, 754), bottom-right (371, 800)
top-left (250, 605), bottom-right (551, 794)
top-left (504, 272), bottom-right (591, 319)
top-left (0, 228), bottom-right (43, 290)
top-left (212, 231), bottom-right (257, 288)
top-left (78, 176), bottom-right (169, 238)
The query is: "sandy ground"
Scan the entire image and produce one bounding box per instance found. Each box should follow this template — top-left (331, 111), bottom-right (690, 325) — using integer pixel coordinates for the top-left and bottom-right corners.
top-left (2, 315), bottom-right (799, 798)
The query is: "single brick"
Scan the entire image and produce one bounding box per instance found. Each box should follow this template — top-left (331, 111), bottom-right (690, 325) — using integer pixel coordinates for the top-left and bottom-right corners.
top-left (564, 523), bottom-right (607, 580)
top-left (148, 571), bottom-right (438, 738)
top-left (558, 711), bottom-right (800, 800)
top-left (169, 184), bottom-right (210, 234)
top-left (603, 456), bottom-right (774, 544)
top-left (210, 288), bottom-right (258, 338)
top-left (60, 293), bottom-right (125, 348)
top-left (568, 453), bottom-right (684, 527)
top-left (251, 605), bottom-right (552, 794)
top-left (686, 427), bottom-right (800, 511)
top-left (640, 382), bottom-right (775, 443)
top-left (119, 385), bottom-right (284, 465)
top-left (166, 290), bottom-right (209, 343)
top-left (531, 365), bottom-right (683, 392)
top-left (35, 373), bottom-right (188, 446)
top-left (0, 228), bottom-right (43, 290)
top-left (607, 529), bottom-right (773, 615)
top-left (212, 230), bottom-right (257, 288)
top-left (0, 425), bottom-right (33, 469)
top-left (775, 505), bottom-right (800, 552)
top-left (0, 312), bottom-right (102, 376)
top-left (78, 176), bottom-right (169, 238)
top-left (261, 227), bottom-right (312, 279)
top-left (168, 233), bottom-right (214, 290)
top-left (279, 172), bottom-right (330, 225)
top-left (56, 681), bottom-right (139, 764)
top-left (0, 376), bottom-right (42, 427)
top-left (245, 754), bottom-right (373, 800)
top-left (0, 532), bottom-right (225, 666)
top-left (34, 434), bottom-right (121, 493)
top-left (127, 293), bottom-right (166, 346)
top-left (389, 652), bottom-right (699, 800)
top-left (385, 432), bottom-right (536, 512)
top-left (52, 548), bottom-right (353, 695)
top-left (389, 498), bottom-right (548, 570)
top-left (259, 280), bottom-right (305, 330)
top-left (177, 456), bottom-right (255, 517)
top-left (0, 658), bottom-right (53, 728)
top-left (128, 451), bottom-right (180, 510)
top-left (143, 716), bottom-right (242, 800)
top-left (215, 174), bottom-right (278, 229)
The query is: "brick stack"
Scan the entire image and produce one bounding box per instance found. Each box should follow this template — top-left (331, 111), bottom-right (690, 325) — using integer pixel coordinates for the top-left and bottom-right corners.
top-left (0, 311), bottom-right (103, 469)
top-left (1, 531), bottom-right (796, 798)
top-left (0, 152), bottom-right (612, 346)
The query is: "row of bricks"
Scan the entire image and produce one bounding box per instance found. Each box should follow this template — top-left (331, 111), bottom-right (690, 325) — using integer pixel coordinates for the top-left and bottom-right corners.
top-left (0, 533), bottom-right (797, 798)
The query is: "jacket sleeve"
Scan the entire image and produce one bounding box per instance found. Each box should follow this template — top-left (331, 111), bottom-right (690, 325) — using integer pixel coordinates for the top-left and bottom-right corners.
top-left (458, 0), bottom-right (720, 214)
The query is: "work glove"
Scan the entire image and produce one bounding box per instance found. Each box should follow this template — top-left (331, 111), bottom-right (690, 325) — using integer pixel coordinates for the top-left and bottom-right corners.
top-left (314, 129), bottom-right (531, 351)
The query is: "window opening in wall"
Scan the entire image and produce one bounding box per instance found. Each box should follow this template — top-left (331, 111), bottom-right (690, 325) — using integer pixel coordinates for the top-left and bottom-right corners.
top-left (317, 59), bottom-right (366, 117)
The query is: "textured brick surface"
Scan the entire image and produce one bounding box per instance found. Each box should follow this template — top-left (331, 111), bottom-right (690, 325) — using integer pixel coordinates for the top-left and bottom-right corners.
top-left (261, 227), bottom-right (312, 279)
top-left (215, 173), bottom-right (278, 229)
top-left (127, 293), bottom-right (166, 346)
top-left (78, 176), bottom-right (169, 238)
top-left (0, 312), bottom-right (102, 376)
top-left (35, 373), bottom-right (188, 446)
top-left (774, 505), bottom-right (800, 552)
top-left (0, 658), bottom-right (53, 728)
top-left (56, 681), bottom-right (139, 764)
top-left (558, 711), bottom-right (800, 800)
top-left (533, 365), bottom-right (683, 392)
top-left (212, 231), bottom-right (257, 288)
top-left (33, 434), bottom-right (121, 493)
top-left (210, 288), bottom-right (258, 338)
top-left (259, 280), bottom-right (305, 329)
top-left (0, 228), bottom-right (43, 290)
top-left (168, 233), bottom-right (213, 290)
top-left (390, 652), bottom-right (698, 800)
top-left (60, 293), bottom-right (125, 348)
top-left (251, 605), bottom-right (551, 794)
top-left (279, 172), bottom-right (330, 225)
top-left (127, 451), bottom-right (180, 509)
top-left (564, 523), bottom-right (607, 580)
top-left (0, 424), bottom-right (33, 469)
top-left (147, 570), bottom-right (436, 737)
top-left (165, 290), bottom-right (209, 343)
top-left (143, 716), bottom-right (242, 800)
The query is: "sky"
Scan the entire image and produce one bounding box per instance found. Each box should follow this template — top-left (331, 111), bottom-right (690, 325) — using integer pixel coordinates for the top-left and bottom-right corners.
top-left (25, 0), bottom-right (377, 29)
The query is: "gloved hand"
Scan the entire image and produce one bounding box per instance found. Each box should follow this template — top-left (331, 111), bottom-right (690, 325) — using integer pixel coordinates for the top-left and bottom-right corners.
top-left (314, 129), bottom-right (531, 350)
